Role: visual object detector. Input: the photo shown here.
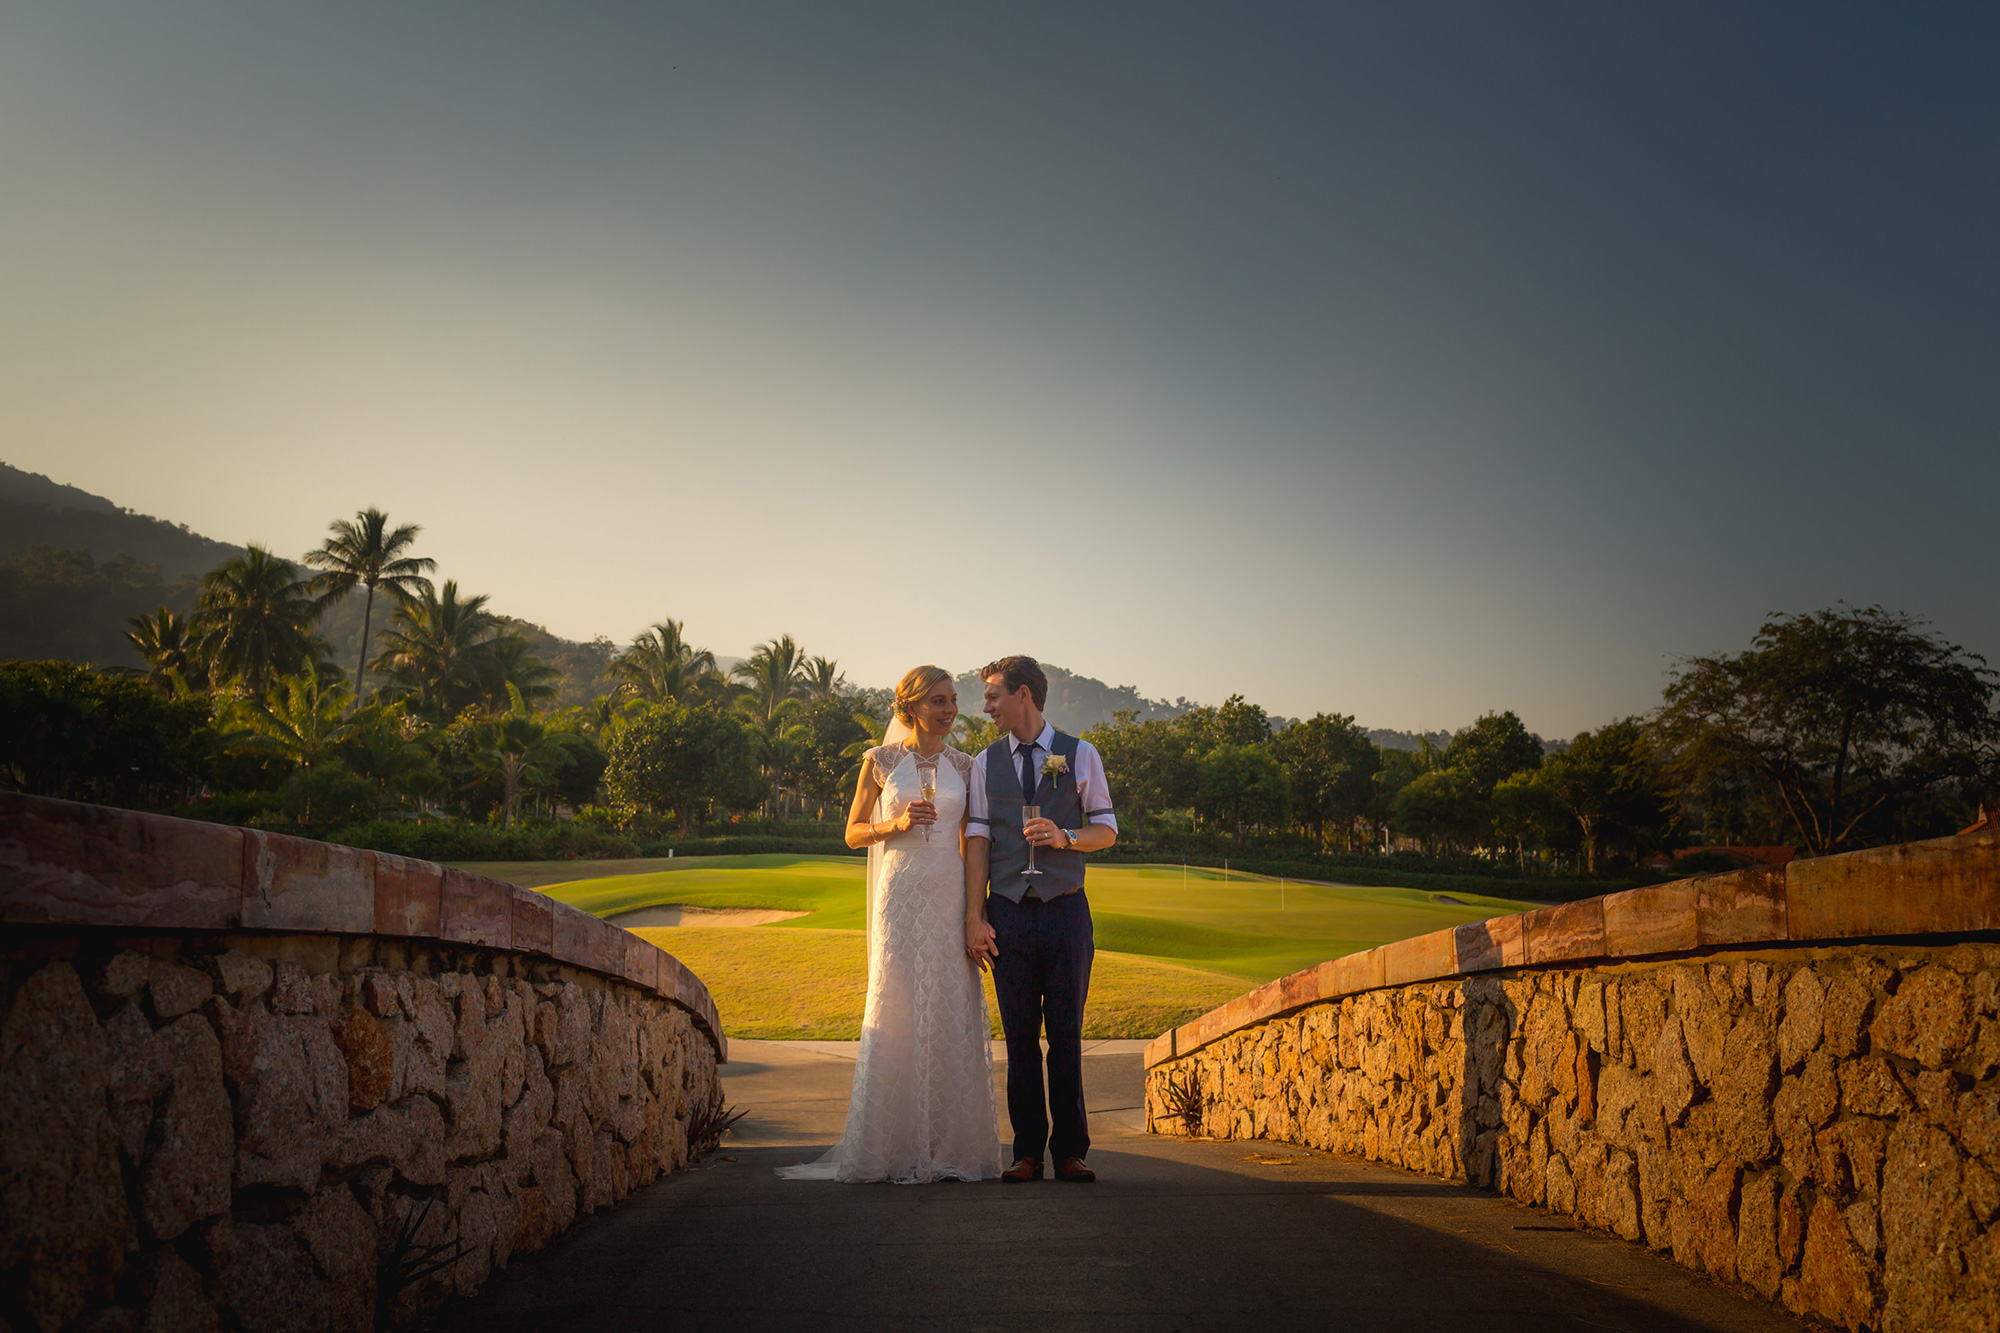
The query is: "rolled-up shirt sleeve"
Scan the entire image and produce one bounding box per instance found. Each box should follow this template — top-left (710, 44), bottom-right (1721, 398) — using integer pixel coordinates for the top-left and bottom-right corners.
top-left (966, 752), bottom-right (990, 837)
top-left (1075, 739), bottom-right (1118, 832)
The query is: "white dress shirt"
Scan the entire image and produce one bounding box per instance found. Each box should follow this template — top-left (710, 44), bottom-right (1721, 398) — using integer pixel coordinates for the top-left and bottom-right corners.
top-left (966, 721), bottom-right (1118, 837)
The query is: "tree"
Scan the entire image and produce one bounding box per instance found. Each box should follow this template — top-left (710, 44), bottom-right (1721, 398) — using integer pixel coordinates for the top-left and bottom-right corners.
top-left (1089, 710), bottom-right (1202, 843)
top-left (733, 635), bottom-right (810, 814)
top-left (1271, 712), bottom-right (1380, 849)
top-left (470, 685), bottom-right (575, 826)
top-left (123, 607), bottom-right (205, 693)
top-left (302, 508), bottom-right (435, 707)
top-left (1195, 743), bottom-right (1290, 837)
top-left (369, 581), bottom-right (502, 718)
top-left (1538, 718), bottom-right (1663, 872)
top-left (1447, 711), bottom-right (1545, 796)
top-left (232, 672), bottom-right (356, 769)
top-left (0, 660), bottom-right (217, 806)
top-left (481, 632), bottom-right (561, 712)
top-left (732, 635), bottom-right (808, 724)
top-left (603, 703), bottom-right (761, 834)
top-left (793, 694), bottom-right (870, 817)
top-left (1652, 606), bottom-right (1999, 854)
top-left (801, 656), bottom-right (843, 699)
top-left (338, 705), bottom-right (435, 807)
top-left (605, 620), bottom-right (721, 706)
top-left (1491, 770), bottom-right (1572, 869)
top-left (1391, 768), bottom-right (1487, 854)
top-left (191, 546), bottom-right (326, 692)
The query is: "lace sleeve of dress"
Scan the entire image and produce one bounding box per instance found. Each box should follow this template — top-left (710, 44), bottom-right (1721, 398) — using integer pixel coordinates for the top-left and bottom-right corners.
top-left (867, 743), bottom-right (905, 787)
top-left (943, 747), bottom-right (976, 781)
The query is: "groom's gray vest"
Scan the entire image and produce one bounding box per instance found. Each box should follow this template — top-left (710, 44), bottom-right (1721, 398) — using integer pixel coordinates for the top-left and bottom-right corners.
top-left (985, 731), bottom-right (1088, 902)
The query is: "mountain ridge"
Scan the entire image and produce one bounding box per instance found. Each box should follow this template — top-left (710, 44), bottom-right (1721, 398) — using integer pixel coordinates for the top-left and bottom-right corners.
top-left (0, 461), bottom-right (1471, 737)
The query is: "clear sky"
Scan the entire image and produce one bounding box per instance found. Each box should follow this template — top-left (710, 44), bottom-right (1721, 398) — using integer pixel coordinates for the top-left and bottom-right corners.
top-left (3, 3), bottom-right (1995, 738)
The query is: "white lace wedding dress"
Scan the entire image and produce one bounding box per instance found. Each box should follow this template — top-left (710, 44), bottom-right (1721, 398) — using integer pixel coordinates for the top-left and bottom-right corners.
top-left (776, 743), bottom-right (1002, 1183)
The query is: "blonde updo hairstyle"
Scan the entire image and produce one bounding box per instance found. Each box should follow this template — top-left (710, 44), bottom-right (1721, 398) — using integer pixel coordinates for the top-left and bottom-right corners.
top-left (892, 664), bottom-right (954, 728)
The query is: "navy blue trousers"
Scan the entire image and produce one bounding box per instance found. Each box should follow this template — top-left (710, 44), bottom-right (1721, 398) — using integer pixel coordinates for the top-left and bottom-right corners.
top-left (987, 888), bottom-right (1094, 1164)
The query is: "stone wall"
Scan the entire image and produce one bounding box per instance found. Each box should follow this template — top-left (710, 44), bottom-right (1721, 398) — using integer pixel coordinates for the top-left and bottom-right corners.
top-left (0, 794), bottom-right (728, 1331)
top-left (1142, 829), bottom-right (2000, 1332)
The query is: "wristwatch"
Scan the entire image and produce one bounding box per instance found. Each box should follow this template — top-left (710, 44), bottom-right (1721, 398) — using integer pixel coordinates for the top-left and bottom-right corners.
top-left (1062, 828), bottom-right (1080, 850)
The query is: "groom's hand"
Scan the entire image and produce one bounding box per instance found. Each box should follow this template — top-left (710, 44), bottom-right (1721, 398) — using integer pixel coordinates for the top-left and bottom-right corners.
top-left (966, 917), bottom-right (999, 972)
top-left (1022, 816), bottom-right (1063, 847)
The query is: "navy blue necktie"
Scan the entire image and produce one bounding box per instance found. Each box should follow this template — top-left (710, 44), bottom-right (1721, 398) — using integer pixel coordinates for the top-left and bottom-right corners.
top-left (1019, 741), bottom-right (1038, 803)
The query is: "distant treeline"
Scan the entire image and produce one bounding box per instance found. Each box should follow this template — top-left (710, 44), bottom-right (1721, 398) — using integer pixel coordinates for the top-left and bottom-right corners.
top-left (4, 484), bottom-right (1996, 877)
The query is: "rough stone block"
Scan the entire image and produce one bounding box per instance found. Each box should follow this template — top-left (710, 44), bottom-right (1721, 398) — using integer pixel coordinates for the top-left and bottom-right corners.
top-left (139, 1014), bottom-right (232, 1242)
top-left (0, 961), bottom-right (136, 1330)
top-left (1872, 966), bottom-right (1971, 1070)
top-left (1798, 1194), bottom-right (1875, 1330)
top-left (1788, 828), bottom-right (2000, 941)
top-left (511, 886), bottom-right (556, 957)
top-left (1602, 882), bottom-right (1697, 956)
top-left (1526, 897), bottom-right (1606, 965)
top-left (1380, 929), bottom-right (1457, 988)
top-left (0, 794), bottom-right (243, 928)
top-left (440, 869), bottom-right (512, 949)
top-left (1452, 913), bottom-right (1525, 973)
top-left (240, 830), bottom-right (375, 933)
top-left (372, 852), bottom-right (442, 937)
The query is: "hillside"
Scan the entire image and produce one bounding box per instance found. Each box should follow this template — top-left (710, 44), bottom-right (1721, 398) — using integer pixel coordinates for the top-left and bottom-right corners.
top-left (950, 664), bottom-right (1188, 734)
top-left (0, 464), bottom-right (241, 579)
top-left (0, 461), bottom-right (1462, 735)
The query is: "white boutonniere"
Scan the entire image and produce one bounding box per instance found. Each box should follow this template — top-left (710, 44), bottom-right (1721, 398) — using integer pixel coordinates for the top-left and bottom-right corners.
top-left (1041, 753), bottom-right (1070, 789)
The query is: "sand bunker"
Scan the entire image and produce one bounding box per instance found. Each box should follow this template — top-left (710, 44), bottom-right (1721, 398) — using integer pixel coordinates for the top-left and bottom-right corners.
top-left (610, 905), bottom-right (810, 929)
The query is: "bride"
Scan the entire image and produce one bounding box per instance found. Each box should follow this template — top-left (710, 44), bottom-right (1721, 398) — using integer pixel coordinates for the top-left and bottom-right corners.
top-left (776, 665), bottom-right (1002, 1183)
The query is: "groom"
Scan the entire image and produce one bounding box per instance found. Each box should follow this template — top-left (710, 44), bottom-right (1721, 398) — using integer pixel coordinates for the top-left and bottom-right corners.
top-left (964, 656), bottom-right (1117, 1184)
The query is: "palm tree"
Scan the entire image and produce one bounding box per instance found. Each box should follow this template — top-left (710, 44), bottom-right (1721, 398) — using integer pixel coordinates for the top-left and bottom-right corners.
top-left (123, 607), bottom-right (204, 693)
top-left (733, 636), bottom-right (810, 815)
top-left (472, 685), bottom-right (574, 826)
top-left (481, 633), bottom-right (561, 712)
top-left (801, 655), bottom-right (843, 699)
top-left (732, 635), bottom-right (808, 724)
top-left (234, 672), bottom-right (356, 768)
top-left (192, 546), bottom-right (326, 693)
top-left (605, 620), bottom-right (722, 705)
top-left (369, 581), bottom-right (501, 718)
top-left (303, 508), bottom-right (436, 707)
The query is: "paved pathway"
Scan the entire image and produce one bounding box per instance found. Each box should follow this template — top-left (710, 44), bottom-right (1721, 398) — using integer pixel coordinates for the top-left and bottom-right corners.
top-left (449, 1042), bottom-right (1802, 1331)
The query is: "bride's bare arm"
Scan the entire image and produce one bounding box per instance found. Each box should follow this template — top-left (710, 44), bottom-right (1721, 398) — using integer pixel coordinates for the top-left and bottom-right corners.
top-left (844, 755), bottom-right (932, 848)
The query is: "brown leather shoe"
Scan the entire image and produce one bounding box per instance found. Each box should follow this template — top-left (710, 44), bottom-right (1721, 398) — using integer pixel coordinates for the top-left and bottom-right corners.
top-left (1001, 1157), bottom-right (1044, 1183)
top-left (1056, 1156), bottom-right (1095, 1183)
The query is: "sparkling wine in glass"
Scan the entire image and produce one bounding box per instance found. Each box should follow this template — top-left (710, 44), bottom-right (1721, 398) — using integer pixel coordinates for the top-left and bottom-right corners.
top-left (1021, 805), bottom-right (1043, 876)
top-left (919, 767), bottom-right (937, 842)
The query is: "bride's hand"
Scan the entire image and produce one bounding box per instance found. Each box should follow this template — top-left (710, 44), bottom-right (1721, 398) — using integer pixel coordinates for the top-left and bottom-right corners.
top-left (893, 800), bottom-right (937, 833)
top-left (965, 917), bottom-right (998, 972)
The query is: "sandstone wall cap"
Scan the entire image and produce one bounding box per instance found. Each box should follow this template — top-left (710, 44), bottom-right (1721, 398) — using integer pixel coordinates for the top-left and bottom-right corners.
top-left (1143, 826), bottom-right (2000, 1068)
top-left (0, 792), bottom-right (726, 1061)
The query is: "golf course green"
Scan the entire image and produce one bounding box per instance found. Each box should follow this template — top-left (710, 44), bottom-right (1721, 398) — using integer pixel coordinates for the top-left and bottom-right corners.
top-left (453, 855), bottom-right (1538, 1039)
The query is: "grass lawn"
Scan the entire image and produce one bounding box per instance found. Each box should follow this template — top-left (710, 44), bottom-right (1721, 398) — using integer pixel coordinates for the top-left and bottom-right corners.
top-left (454, 856), bottom-right (1543, 1040)
top-left (624, 926), bottom-right (1249, 1040)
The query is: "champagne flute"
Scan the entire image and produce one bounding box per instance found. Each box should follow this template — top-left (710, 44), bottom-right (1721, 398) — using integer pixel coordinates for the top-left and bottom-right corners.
top-left (919, 765), bottom-right (937, 842)
top-left (1021, 805), bottom-right (1043, 876)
